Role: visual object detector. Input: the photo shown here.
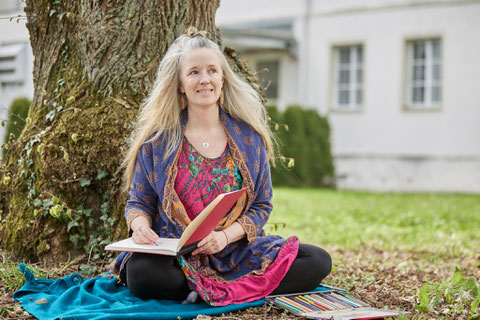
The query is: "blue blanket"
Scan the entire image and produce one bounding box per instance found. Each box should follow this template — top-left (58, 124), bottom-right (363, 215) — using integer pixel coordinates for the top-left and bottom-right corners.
top-left (13, 264), bottom-right (264, 320)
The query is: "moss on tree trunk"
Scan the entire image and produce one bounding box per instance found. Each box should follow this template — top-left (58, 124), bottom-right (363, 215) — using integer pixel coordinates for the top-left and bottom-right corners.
top-left (0, 0), bottom-right (262, 262)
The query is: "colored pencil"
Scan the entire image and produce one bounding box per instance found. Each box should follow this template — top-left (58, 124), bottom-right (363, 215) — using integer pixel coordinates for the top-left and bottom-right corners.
top-left (323, 292), bottom-right (356, 308)
top-left (333, 291), bottom-right (370, 307)
top-left (312, 295), bottom-right (341, 310)
top-left (282, 296), bottom-right (310, 312)
top-left (299, 295), bottom-right (330, 311)
top-left (295, 296), bottom-right (324, 311)
top-left (275, 297), bottom-right (304, 313)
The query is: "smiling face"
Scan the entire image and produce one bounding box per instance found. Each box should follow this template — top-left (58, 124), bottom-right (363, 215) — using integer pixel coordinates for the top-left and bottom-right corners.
top-left (179, 48), bottom-right (224, 111)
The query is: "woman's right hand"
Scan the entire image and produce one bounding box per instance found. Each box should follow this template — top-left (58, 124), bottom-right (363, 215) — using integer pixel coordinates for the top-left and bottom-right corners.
top-left (132, 225), bottom-right (159, 245)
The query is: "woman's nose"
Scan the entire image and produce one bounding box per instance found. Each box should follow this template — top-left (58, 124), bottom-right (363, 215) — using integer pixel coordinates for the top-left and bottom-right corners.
top-left (199, 71), bottom-right (210, 84)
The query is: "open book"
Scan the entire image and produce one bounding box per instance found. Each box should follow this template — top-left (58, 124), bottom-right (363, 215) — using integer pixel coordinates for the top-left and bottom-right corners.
top-left (105, 188), bottom-right (247, 256)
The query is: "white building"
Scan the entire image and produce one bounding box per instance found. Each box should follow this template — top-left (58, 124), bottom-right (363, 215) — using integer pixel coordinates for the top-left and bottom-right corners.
top-left (217, 0), bottom-right (480, 193)
top-left (0, 0), bottom-right (33, 145)
top-left (1, 0), bottom-right (479, 192)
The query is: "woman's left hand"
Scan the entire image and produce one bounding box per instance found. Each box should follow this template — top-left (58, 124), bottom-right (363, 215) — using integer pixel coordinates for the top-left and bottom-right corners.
top-left (192, 231), bottom-right (228, 255)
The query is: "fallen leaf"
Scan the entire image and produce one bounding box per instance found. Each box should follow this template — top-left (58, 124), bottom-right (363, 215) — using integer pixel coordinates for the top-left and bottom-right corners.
top-left (35, 298), bottom-right (48, 304)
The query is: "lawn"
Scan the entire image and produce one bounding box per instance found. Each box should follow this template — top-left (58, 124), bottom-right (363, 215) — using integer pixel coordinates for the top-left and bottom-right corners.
top-left (269, 188), bottom-right (480, 253)
top-left (1, 188), bottom-right (479, 319)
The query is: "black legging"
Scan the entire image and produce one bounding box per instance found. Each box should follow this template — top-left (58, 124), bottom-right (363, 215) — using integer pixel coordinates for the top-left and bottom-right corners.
top-left (125, 253), bottom-right (190, 300)
top-left (125, 243), bottom-right (332, 300)
top-left (270, 244), bottom-right (332, 295)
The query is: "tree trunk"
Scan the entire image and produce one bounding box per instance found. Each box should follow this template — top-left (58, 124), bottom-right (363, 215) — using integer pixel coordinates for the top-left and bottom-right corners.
top-left (0, 0), bottom-right (260, 262)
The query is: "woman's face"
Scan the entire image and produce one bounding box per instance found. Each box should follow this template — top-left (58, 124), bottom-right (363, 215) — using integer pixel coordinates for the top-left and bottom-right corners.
top-left (179, 48), bottom-right (224, 111)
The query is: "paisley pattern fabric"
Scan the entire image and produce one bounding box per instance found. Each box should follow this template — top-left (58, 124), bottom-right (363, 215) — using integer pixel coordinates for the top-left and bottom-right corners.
top-left (112, 108), bottom-right (299, 305)
top-left (174, 138), bottom-right (243, 221)
top-left (179, 236), bottom-right (299, 306)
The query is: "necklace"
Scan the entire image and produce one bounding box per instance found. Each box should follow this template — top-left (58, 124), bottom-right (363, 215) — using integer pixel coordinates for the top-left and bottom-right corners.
top-left (186, 123), bottom-right (217, 149)
top-left (197, 132), bottom-right (210, 148)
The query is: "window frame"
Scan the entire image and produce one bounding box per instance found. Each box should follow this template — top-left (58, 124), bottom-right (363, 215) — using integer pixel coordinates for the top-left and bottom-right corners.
top-left (331, 43), bottom-right (365, 112)
top-left (404, 37), bottom-right (443, 110)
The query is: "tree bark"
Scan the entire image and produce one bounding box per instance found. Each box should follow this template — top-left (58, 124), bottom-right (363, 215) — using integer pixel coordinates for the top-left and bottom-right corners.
top-left (0, 0), bottom-right (260, 262)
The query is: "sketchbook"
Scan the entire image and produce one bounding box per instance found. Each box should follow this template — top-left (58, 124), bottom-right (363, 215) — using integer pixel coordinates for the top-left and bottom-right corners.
top-left (105, 188), bottom-right (247, 256)
top-left (267, 286), bottom-right (408, 320)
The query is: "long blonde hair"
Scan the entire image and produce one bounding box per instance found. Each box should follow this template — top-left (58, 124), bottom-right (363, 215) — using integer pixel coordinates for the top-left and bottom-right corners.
top-left (122, 28), bottom-right (276, 192)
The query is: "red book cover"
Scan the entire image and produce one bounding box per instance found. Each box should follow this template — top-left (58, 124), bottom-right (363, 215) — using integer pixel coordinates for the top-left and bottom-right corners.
top-left (183, 188), bottom-right (247, 246)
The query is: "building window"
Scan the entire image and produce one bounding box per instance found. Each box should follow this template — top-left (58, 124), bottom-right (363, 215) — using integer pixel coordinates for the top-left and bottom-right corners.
top-left (256, 60), bottom-right (279, 100)
top-left (406, 39), bottom-right (441, 108)
top-left (0, 43), bottom-right (26, 83)
top-left (0, 0), bottom-right (21, 14)
top-left (333, 45), bottom-right (363, 110)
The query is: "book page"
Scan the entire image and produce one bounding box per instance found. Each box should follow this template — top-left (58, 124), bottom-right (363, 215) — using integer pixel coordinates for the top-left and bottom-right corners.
top-left (106, 237), bottom-right (179, 255)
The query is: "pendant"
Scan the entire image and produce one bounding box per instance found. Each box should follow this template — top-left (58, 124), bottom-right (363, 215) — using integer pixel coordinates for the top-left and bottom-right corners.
top-left (202, 142), bottom-right (209, 148)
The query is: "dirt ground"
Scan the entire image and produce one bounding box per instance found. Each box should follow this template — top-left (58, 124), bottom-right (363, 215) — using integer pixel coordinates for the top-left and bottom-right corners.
top-left (1, 248), bottom-right (479, 319)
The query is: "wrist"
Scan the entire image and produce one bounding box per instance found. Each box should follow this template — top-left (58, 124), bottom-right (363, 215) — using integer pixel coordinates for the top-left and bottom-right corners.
top-left (131, 217), bottom-right (150, 233)
top-left (221, 230), bottom-right (229, 245)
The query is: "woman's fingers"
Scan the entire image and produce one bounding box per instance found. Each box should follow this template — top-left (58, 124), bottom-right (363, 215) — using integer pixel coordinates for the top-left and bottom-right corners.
top-left (132, 225), bottom-right (158, 244)
top-left (193, 231), bottom-right (227, 255)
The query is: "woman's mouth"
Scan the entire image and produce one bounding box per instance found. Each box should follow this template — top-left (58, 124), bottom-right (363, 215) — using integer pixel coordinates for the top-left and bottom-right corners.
top-left (197, 89), bottom-right (214, 93)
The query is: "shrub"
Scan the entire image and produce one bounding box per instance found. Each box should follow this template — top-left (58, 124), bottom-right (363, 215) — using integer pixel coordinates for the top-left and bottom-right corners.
top-left (268, 105), bottom-right (335, 188)
top-left (2, 97), bottom-right (31, 157)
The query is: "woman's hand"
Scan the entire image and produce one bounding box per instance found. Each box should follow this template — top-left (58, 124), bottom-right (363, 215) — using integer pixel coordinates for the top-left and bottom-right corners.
top-left (132, 225), bottom-right (159, 245)
top-left (192, 231), bottom-right (228, 255)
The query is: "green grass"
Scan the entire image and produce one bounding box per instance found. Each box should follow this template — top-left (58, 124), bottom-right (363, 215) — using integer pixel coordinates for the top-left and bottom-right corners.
top-left (269, 188), bottom-right (480, 254)
top-left (0, 253), bottom-right (85, 296)
top-left (416, 267), bottom-right (479, 318)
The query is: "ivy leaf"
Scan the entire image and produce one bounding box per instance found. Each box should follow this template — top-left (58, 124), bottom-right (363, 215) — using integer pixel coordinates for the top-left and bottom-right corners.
top-left (67, 220), bottom-right (79, 232)
top-left (57, 12), bottom-right (66, 21)
top-left (2, 175), bottom-right (11, 185)
top-left (82, 208), bottom-right (92, 217)
top-left (33, 199), bottom-right (43, 207)
top-left (52, 196), bottom-right (59, 205)
top-left (79, 178), bottom-right (91, 187)
top-left (45, 110), bottom-right (56, 122)
top-left (101, 202), bottom-right (109, 215)
top-left (288, 158), bottom-right (295, 168)
top-left (96, 169), bottom-right (109, 180)
top-left (49, 204), bottom-right (62, 218)
top-left (42, 198), bottom-right (53, 209)
top-left (69, 234), bottom-right (80, 248)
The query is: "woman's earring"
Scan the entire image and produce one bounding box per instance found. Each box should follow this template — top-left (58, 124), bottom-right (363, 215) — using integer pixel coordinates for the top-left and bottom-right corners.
top-left (219, 90), bottom-right (224, 106)
top-left (179, 93), bottom-right (187, 110)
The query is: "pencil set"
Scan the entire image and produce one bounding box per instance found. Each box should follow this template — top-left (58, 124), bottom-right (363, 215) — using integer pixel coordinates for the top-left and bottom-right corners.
top-left (269, 290), bottom-right (405, 319)
top-left (273, 292), bottom-right (369, 314)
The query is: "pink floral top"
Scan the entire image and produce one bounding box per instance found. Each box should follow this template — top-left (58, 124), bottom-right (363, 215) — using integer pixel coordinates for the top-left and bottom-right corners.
top-left (174, 138), bottom-right (243, 220)
top-left (173, 137), bottom-right (298, 305)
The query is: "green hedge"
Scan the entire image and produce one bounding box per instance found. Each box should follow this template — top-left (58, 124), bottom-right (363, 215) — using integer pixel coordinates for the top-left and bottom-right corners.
top-left (268, 105), bottom-right (335, 188)
top-left (2, 97), bottom-right (31, 157)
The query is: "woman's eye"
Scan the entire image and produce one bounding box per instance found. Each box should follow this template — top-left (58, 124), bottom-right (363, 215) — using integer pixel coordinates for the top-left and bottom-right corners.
top-left (209, 68), bottom-right (217, 73)
top-left (189, 70), bottom-right (198, 75)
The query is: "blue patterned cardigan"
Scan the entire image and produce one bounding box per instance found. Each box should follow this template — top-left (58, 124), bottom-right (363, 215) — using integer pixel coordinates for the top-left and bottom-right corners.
top-left (113, 107), bottom-right (288, 284)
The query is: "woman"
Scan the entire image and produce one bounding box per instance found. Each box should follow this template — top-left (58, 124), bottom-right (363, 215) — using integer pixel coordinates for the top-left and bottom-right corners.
top-left (112, 28), bottom-right (332, 305)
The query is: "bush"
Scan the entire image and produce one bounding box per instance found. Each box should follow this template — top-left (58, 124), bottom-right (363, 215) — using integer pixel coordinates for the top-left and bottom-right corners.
top-left (268, 105), bottom-right (335, 188)
top-left (2, 97), bottom-right (31, 157)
